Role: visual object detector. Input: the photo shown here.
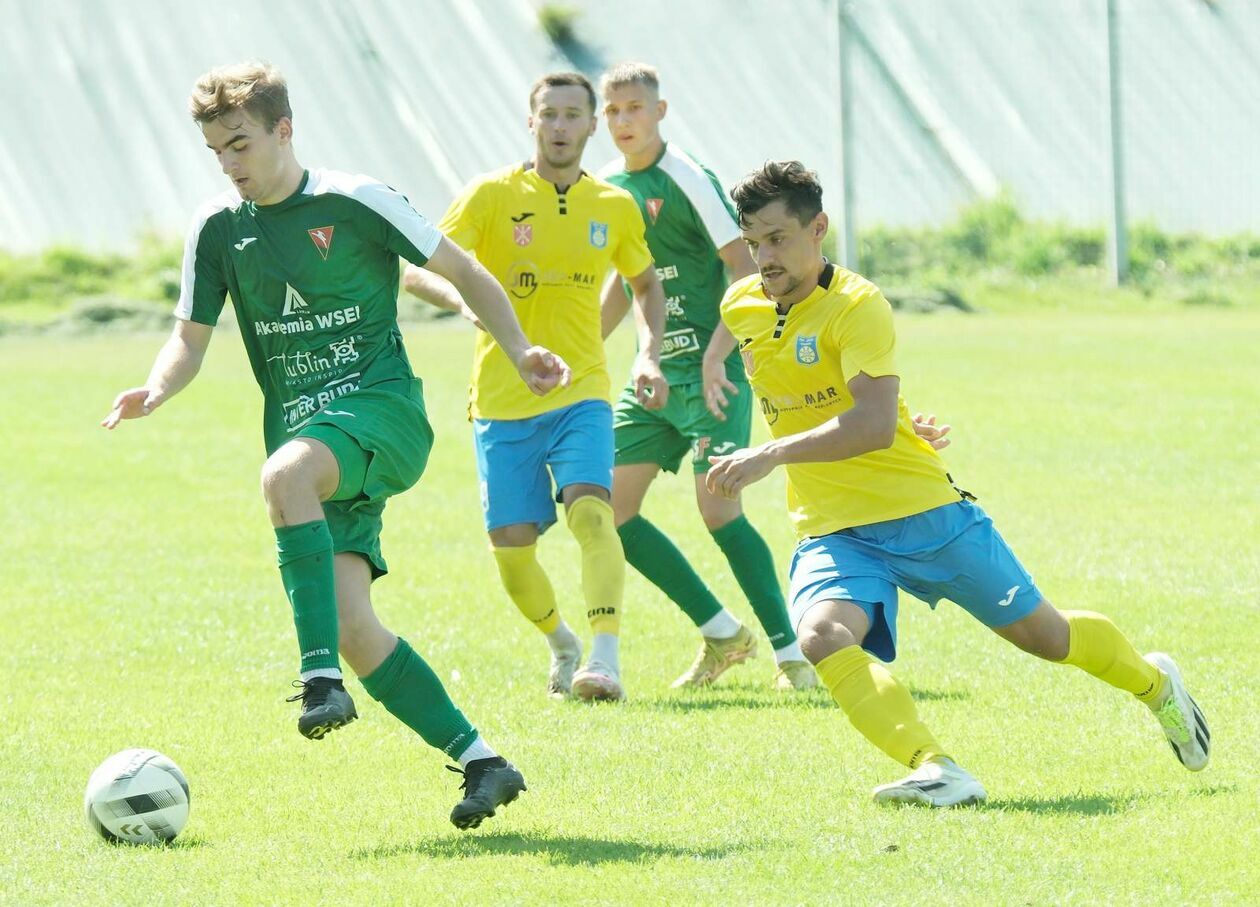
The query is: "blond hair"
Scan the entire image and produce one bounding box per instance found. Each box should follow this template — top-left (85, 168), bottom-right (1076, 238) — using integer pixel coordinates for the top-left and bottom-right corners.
top-left (189, 62), bottom-right (292, 131)
top-left (599, 62), bottom-right (660, 97)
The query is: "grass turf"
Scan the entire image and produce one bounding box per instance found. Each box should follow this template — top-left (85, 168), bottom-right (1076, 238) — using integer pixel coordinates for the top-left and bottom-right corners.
top-left (1, 310), bottom-right (1256, 904)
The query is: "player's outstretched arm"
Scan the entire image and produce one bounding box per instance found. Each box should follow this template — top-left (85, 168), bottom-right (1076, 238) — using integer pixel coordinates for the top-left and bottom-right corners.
top-left (623, 264), bottom-right (669, 410)
top-left (599, 272), bottom-right (632, 340)
top-left (102, 319), bottom-right (213, 429)
top-left (705, 372), bottom-right (899, 498)
top-left (401, 263), bottom-right (484, 329)
top-left (423, 238), bottom-right (570, 395)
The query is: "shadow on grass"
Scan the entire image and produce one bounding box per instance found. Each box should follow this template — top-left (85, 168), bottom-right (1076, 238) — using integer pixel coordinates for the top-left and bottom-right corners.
top-left (106, 834), bottom-right (212, 849)
top-left (630, 686), bottom-right (967, 712)
top-left (907, 688), bottom-right (971, 703)
top-left (994, 782), bottom-right (1236, 816)
top-left (632, 690), bottom-right (830, 712)
top-left (351, 830), bottom-right (760, 865)
top-left (989, 792), bottom-right (1147, 815)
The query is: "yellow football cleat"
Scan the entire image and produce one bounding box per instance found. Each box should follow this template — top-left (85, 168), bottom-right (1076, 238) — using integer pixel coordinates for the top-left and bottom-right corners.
top-left (773, 660), bottom-right (819, 692)
top-left (671, 625), bottom-right (757, 688)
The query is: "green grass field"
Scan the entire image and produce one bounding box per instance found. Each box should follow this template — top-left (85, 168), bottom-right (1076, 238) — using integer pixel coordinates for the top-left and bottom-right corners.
top-left (2, 311), bottom-right (1257, 904)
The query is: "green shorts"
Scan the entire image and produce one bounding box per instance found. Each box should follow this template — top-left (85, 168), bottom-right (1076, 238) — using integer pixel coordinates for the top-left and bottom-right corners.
top-left (296, 378), bottom-right (433, 579)
top-left (613, 380), bottom-right (752, 475)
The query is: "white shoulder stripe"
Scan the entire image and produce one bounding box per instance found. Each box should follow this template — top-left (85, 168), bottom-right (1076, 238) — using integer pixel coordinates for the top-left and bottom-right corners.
top-left (307, 169), bottom-right (442, 261)
top-left (657, 146), bottom-right (741, 250)
top-left (174, 190), bottom-right (238, 322)
top-left (596, 157), bottom-right (625, 180)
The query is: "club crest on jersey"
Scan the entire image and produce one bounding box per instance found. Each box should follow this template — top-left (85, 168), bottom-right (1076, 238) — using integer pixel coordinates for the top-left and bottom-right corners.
top-left (513, 224), bottom-right (533, 246)
top-left (308, 225), bottom-right (335, 260)
top-left (645, 198), bottom-right (664, 223)
top-left (589, 221), bottom-right (608, 249)
top-left (796, 335), bottom-right (819, 365)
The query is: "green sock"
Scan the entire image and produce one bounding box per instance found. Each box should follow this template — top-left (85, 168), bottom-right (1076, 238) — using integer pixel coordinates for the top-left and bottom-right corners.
top-left (710, 515), bottom-right (795, 648)
top-left (618, 515), bottom-right (723, 627)
top-left (360, 638), bottom-right (478, 758)
top-left (275, 520), bottom-right (340, 674)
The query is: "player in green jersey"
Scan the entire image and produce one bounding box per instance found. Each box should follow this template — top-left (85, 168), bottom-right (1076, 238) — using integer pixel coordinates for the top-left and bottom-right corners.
top-left (596, 63), bottom-right (817, 690)
top-left (102, 62), bottom-right (570, 828)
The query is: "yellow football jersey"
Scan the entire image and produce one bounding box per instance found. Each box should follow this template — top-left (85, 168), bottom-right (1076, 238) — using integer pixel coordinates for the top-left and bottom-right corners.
top-left (720, 263), bottom-right (961, 538)
top-left (440, 163), bottom-right (654, 420)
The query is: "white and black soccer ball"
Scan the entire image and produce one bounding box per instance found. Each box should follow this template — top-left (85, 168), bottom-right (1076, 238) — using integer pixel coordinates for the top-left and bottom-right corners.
top-left (84, 748), bottom-right (190, 844)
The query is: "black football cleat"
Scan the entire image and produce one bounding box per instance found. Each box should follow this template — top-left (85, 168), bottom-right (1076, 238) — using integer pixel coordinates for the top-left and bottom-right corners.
top-left (447, 757), bottom-right (527, 829)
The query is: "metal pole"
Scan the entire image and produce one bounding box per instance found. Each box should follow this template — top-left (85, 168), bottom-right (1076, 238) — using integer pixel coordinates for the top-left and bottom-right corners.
top-left (837, 0), bottom-right (858, 270)
top-left (1106, 0), bottom-right (1129, 285)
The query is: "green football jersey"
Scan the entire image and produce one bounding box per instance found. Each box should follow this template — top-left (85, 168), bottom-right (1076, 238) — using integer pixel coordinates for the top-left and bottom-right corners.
top-left (176, 169), bottom-right (441, 453)
top-left (598, 143), bottom-right (744, 385)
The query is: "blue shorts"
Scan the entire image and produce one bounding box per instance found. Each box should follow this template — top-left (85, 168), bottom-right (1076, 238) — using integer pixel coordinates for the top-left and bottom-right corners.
top-left (473, 398), bottom-right (614, 532)
top-left (788, 500), bottom-right (1042, 662)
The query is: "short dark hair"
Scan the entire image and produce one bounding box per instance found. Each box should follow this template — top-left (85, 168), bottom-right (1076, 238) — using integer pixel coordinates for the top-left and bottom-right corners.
top-left (731, 161), bottom-right (824, 227)
top-left (529, 71), bottom-right (596, 114)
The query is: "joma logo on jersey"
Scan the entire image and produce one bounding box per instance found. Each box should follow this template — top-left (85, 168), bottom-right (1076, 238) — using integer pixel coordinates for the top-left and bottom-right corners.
top-left (589, 221), bottom-right (608, 249)
top-left (796, 335), bottom-right (819, 365)
top-left (308, 225), bottom-right (335, 260)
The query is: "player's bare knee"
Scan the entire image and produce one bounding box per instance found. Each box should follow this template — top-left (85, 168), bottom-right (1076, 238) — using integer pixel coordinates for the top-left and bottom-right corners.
top-left (259, 457), bottom-right (293, 504)
top-left (799, 614), bottom-right (858, 664)
top-left (998, 623), bottom-right (1068, 661)
top-left (996, 601), bottom-right (1068, 661)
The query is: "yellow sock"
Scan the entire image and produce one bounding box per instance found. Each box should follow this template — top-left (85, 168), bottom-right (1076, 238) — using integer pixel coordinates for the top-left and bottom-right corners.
top-left (491, 544), bottom-right (561, 635)
top-left (1057, 610), bottom-right (1167, 703)
top-left (817, 646), bottom-right (947, 769)
top-left (566, 496), bottom-right (624, 636)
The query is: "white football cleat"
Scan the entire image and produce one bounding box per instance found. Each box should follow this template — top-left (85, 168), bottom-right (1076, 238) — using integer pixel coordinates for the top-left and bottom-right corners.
top-left (547, 632), bottom-right (583, 699)
top-left (872, 758), bottom-right (987, 808)
top-left (1146, 652), bottom-right (1210, 771)
top-left (571, 660), bottom-right (625, 702)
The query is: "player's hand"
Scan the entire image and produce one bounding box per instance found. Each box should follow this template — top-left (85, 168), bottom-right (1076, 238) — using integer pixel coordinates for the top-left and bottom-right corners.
top-left (912, 412), bottom-right (952, 451)
top-left (632, 353), bottom-right (669, 411)
top-left (101, 387), bottom-right (163, 430)
top-left (706, 445), bottom-right (773, 499)
top-left (703, 356), bottom-right (737, 421)
top-left (459, 303), bottom-right (486, 332)
top-left (516, 346), bottom-right (571, 396)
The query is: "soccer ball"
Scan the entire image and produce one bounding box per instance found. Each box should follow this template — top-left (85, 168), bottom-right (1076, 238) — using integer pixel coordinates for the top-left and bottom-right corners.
top-left (84, 749), bottom-right (190, 844)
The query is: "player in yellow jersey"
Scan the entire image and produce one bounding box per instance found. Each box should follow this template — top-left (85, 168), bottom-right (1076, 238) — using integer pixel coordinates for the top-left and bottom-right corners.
top-left (706, 161), bottom-right (1209, 806)
top-left (404, 73), bottom-right (667, 702)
